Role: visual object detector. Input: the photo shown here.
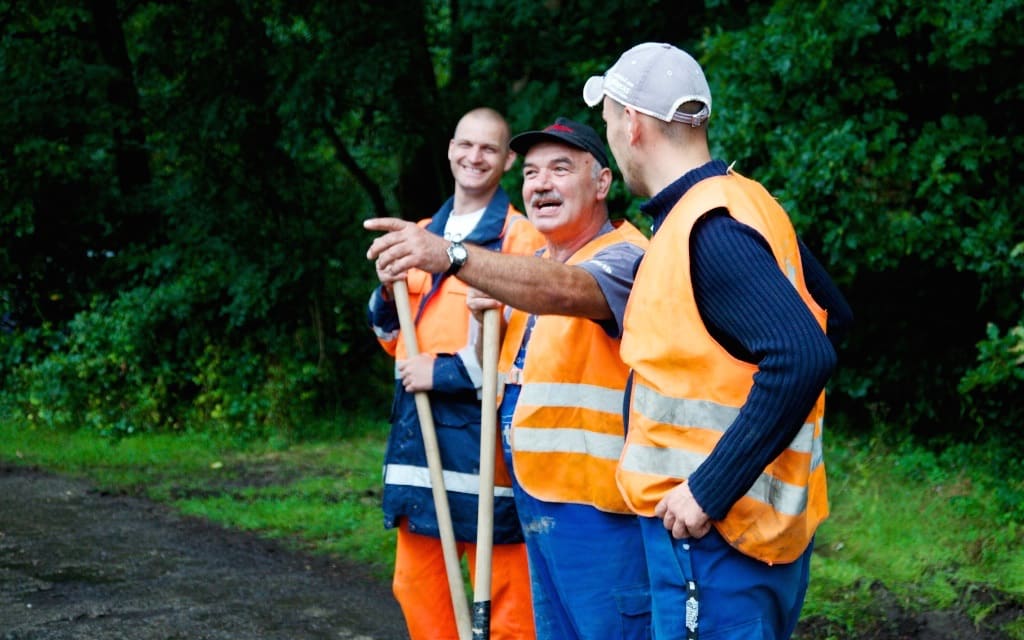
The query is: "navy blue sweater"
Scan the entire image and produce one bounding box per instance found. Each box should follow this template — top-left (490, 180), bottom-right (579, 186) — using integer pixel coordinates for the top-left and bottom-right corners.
top-left (639, 160), bottom-right (853, 521)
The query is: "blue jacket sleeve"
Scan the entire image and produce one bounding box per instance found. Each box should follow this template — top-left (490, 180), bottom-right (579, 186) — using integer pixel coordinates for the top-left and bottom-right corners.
top-left (368, 286), bottom-right (477, 393)
top-left (367, 286), bottom-right (399, 345)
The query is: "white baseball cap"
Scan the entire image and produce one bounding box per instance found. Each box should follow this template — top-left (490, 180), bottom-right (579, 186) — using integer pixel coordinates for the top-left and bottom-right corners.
top-left (583, 42), bottom-right (712, 127)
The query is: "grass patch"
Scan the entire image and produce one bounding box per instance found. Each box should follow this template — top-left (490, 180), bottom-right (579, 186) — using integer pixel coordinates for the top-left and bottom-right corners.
top-left (803, 430), bottom-right (1024, 636)
top-left (0, 412), bottom-right (397, 579)
top-left (2, 410), bottom-right (1022, 636)
top-left (170, 440), bottom-right (394, 574)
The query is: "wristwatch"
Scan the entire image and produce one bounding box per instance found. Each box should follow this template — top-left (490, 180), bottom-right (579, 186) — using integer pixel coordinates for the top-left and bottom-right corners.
top-left (445, 241), bottom-right (468, 276)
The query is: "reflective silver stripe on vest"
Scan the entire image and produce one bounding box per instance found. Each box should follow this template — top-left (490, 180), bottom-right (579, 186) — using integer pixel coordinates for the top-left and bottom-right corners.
top-left (519, 382), bottom-right (623, 415)
top-left (626, 384), bottom-right (824, 516)
top-left (634, 384), bottom-right (740, 434)
top-left (514, 426), bottom-right (624, 461)
top-left (619, 445), bottom-right (811, 516)
top-left (633, 384), bottom-right (822, 457)
top-left (384, 463), bottom-right (515, 498)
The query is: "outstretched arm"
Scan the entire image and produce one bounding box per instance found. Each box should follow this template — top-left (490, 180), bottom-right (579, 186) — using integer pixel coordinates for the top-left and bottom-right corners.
top-left (365, 217), bottom-right (611, 320)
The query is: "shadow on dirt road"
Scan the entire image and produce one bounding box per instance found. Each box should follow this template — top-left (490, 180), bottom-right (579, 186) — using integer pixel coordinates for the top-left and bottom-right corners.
top-left (0, 464), bottom-right (410, 639)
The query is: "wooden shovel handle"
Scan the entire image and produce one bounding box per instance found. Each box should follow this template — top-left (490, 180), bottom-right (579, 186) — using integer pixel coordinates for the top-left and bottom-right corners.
top-left (392, 279), bottom-right (472, 640)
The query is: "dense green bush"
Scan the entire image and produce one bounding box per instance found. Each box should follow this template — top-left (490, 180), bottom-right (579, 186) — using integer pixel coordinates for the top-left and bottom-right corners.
top-left (699, 0), bottom-right (1024, 439)
top-left (958, 314), bottom-right (1024, 433)
top-left (1, 0), bottom-right (1021, 447)
top-left (1, 281), bottom-right (326, 440)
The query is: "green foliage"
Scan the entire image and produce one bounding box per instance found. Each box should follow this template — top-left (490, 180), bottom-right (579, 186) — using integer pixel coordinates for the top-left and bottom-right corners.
top-left (959, 314), bottom-right (1024, 432)
top-left (0, 2), bottom-right (138, 325)
top-left (4, 288), bottom-right (180, 436)
top-left (804, 429), bottom-right (1024, 634)
top-left (187, 340), bottom-right (323, 441)
top-left (1, 272), bottom-right (333, 440)
top-left (2, 0), bottom-right (397, 438)
top-left (1, 0), bottom-right (1022, 446)
top-left (700, 0), bottom-right (1024, 438)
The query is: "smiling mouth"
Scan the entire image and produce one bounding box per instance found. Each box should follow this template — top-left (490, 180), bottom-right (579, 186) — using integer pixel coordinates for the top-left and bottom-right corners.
top-left (531, 197), bottom-right (562, 211)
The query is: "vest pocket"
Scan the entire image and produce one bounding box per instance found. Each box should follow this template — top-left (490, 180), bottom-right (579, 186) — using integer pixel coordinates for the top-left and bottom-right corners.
top-left (430, 397), bottom-right (478, 430)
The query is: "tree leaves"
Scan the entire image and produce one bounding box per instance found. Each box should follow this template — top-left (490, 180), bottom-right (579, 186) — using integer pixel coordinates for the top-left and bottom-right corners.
top-left (1, 0), bottom-right (1021, 440)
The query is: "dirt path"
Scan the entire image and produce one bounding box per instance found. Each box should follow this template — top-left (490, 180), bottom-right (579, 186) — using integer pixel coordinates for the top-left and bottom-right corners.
top-left (0, 464), bottom-right (410, 639)
top-left (2, 463), bottom-right (1020, 640)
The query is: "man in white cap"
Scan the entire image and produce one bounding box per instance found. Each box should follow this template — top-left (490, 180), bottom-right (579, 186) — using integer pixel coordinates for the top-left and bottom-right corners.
top-left (583, 42), bottom-right (853, 639)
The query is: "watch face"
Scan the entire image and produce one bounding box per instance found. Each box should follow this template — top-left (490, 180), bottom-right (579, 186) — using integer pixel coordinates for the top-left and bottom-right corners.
top-left (446, 242), bottom-right (468, 275)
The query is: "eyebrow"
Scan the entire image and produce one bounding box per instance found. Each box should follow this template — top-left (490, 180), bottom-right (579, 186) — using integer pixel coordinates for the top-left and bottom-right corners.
top-left (455, 138), bottom-right (499, 148)
top-left (523, 155), bottom-right (576, 170)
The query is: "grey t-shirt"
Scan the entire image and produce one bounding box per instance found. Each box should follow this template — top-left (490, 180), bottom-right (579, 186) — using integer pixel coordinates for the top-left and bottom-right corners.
top-left (576, 221), bottom-right (645, 339)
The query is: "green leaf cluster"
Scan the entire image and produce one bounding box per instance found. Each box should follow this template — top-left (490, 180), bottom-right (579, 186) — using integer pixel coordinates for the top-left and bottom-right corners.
top-left (700, 0), bottom-right (1024, 439)
top-left (1, 0), bottom-right (1022, 447)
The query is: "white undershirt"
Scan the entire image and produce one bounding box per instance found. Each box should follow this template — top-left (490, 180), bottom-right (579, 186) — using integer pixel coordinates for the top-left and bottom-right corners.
top-left (443, 207), bottom-right (486, 241)
top-left (442, 206), bottom-right (486, 387)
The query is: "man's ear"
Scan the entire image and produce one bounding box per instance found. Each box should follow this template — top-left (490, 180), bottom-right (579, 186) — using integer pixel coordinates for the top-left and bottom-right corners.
top-left (504, 150), bottom-right (517, 172)
top-left (623, 107), bottom-right (642, 146)
top-left (596, 166), bottom-right (613, 199)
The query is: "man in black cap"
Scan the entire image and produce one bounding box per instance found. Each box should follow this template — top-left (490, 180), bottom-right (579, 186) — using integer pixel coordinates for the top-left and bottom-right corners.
top-left (366, 117), bottom-right (652, 639)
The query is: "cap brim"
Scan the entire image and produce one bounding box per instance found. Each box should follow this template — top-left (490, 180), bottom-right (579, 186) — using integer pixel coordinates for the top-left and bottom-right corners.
top-left (509, 131), bottom-right (560, 157)
top-left (582, 76), bottom-right (605, 107)
top-left (509, 129), bottom-right (608, 168)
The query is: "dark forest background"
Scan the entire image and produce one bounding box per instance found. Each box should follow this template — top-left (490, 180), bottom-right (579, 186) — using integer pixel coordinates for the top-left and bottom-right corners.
top-left (2, 0), bottom-right (1021, 448)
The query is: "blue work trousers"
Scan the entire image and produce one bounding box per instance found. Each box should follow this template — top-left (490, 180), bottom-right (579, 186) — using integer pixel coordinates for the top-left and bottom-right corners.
top-left (639, 516), bottom-right (813, 640)
top-left (501, 386), bottom-right (651, 640)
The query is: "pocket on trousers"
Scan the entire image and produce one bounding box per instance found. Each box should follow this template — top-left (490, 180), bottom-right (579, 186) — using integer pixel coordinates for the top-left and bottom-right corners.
top-left (614, 585), bottom-right (652, 640)
top-left (434, 419), bottom-right (471, 431)
top-left (702, 616), bottom-right (768, 640)
top-left (432, 397), bottom-right (478, 430)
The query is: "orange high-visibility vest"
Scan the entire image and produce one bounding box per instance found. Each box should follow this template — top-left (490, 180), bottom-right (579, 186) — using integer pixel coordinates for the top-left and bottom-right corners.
top-left (618, 172), bottom-right (828, 564)
top-left (383, 212), bottom-right (543, 363)
top-left (383, 208), bottom-right (545, 493)
top-left (500, 220), bottom-right (648, 514)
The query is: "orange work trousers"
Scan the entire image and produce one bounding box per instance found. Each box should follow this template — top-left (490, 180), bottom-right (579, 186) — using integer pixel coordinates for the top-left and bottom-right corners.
top-left (393, 519), bottom-right (536, 640)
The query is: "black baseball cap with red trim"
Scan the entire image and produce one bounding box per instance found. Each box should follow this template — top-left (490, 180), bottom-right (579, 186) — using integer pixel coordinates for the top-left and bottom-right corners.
top-left (509, 117), bottom-right (609, 168)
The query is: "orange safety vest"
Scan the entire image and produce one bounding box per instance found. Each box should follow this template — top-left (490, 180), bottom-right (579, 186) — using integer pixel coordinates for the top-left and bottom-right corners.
top-left (383, 214), bottom-right (544, 362)
top-left (499, 220), bottom-right (648, 514)
top-left (618, 172), bottom-right (828, 564)
top-left (385, 210), bottom-right (546, 494)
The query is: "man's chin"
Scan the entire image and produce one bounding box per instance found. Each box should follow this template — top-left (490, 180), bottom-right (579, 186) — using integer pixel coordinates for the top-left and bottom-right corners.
top-left (528, 213), bottom-right (562, 230)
